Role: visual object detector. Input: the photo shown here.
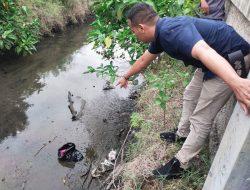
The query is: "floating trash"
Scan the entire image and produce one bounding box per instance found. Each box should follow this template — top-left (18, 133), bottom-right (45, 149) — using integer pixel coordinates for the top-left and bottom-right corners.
top-left (58, 142), bottom-right (83, 162)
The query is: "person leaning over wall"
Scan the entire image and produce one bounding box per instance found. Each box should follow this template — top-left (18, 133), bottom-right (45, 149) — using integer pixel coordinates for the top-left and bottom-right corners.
top-left (117, 3), bottom-right (250, 179)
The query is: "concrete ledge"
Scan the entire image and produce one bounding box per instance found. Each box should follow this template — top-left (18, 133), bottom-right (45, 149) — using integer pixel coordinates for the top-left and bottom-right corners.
top-left (203, 77), bottom-right (250, 190)
top-left (231, 0), bottom-right (250, 20)
top-left (209, 0), bottom-right (250, 163)
top-left (226, 1), bottom-right (250, 42)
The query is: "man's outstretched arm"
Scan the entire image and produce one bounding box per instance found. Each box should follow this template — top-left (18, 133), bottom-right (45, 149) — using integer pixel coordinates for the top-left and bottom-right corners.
top-left (192, 40), bottom-right (250, 114)
top-left (117, 50), bottom-right (159, 88)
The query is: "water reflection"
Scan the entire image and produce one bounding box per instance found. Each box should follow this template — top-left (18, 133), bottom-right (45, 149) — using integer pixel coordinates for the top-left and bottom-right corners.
top-left (0, 24), bottom-right (91, 142)
top-left (0, 24), bottom-right (134, 190)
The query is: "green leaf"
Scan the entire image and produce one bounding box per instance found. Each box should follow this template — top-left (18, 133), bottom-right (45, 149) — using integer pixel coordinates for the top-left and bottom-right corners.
top-left (2, 30), bottom-right (13, 39)
top-left (21, 6), bottom-right (28, 15)
top-left (0, 40), bottom-right (3, 49)
top-left (16, 46), bottom-right (22, 54)
top-left (117, 8), bottom-right (123, 20)
top-left (104, 36), bottom-right (112, 48)
top-left (177, 0), bottom-right (184, 6)
top-left (159, 91), bottom-right (166, 98)
top-left (160, 102), bottom-right (166, 109)
top-left (8, 34), bottom-right (17, 41)
top-left (155, 97), bottom-right (162, 105)
top-left (183, 8), bottom-right (191, 15)
top-left (83, 66), bottom-right (96, 74)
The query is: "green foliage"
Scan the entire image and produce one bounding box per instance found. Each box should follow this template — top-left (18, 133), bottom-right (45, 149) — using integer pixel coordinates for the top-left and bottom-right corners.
top-left (87, 0), bottom-right (152, 61)
top-left (126, 113), bottom-right (152, 161)
top-left (130, 112), bottom-right (144, 129)
top-left (156, 0), bottom-right (199, 17)
top-left (83, 62), bottom-right (119, 83)
top-left (147, 70), bottom-right (176, 110)
top-left (0, 0), bottom-right (40, 55)
top-left (145, 57), bottom-right (192, 126)
top-left (86, 0), bottom-right (199, 79)
top-left (177, 69), bottom-right (192, 87)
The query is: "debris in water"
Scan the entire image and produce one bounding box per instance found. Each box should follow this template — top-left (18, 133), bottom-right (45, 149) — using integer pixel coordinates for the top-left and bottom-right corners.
top-left (108, 149), bottom-right (117, 162)
top-left (103, 80), bottom-right (115, 90)
top-left (91, 149), bottom-right (117, 178)
top-left (91, 159), bottom-right (114, 178)
top-left (67, 91), bottom-right (86, 121)
top-left (58, 142), bottom-right (83, 162)
top-left (68, 91), bottom-right (78, 120)
top-left (63, 177), bottom-right (66, 185)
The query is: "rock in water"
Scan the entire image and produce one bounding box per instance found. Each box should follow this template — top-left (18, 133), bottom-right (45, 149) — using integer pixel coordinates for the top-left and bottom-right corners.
top-left (103, 80), bottom-right (115, 90)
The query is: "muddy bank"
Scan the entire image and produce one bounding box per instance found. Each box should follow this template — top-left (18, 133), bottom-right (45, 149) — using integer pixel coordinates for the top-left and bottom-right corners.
top-left (0, 24), bottom-right (136, 190)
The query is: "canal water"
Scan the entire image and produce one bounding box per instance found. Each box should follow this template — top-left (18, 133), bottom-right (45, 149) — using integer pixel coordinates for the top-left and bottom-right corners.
top-left (0, 24), bottom-right (135, 190)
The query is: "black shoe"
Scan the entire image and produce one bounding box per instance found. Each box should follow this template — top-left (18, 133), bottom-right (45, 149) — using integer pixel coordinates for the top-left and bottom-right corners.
top-left (160, 132), bottom-right (186, 143)
top-left (152, 157), bottom-right (184, 179)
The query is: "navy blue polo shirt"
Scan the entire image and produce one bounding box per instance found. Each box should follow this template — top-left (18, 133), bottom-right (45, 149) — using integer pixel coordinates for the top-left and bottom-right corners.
top-left (148, 16), bottom-right (250, 78)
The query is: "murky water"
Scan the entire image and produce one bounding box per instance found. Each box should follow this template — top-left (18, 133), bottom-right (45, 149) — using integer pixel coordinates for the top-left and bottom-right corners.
top-left (0, 24), bottom-right (135, 190)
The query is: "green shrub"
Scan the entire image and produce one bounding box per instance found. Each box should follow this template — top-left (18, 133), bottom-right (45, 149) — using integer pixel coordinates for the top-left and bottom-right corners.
top-left (87, 0), bottom-right (199, 61)
top-left (85, 0), bottom-right (199, 80)
top-left (130, 112), bottom-right (144, 129)
top-left (0, 0), bottom-right (40, 55)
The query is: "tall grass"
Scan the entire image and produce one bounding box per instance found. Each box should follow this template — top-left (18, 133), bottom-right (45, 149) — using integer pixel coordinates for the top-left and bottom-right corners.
top-left (0, 0), bottom-right (89, 55)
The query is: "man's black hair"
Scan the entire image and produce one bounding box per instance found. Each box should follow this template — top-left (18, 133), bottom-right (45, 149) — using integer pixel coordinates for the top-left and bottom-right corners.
top-left (126, 3), bottom-right (158, 26)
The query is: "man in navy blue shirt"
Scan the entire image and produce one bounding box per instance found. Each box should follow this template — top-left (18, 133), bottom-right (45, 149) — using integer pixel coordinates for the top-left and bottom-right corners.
top-left (117, 3), bottom-right (250, 178)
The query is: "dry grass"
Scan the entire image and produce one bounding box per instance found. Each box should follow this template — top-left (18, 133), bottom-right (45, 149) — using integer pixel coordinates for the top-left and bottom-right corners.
top-left (114, 58), bottom-right (210, 190)
top-left (120, 87), bottom-right (182, 190)
top-left (20, 0), bottom-right (90, 35)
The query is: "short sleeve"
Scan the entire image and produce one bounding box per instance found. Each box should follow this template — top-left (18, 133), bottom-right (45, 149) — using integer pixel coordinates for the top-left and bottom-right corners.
top-left (175, 23), bottom-right (203, 58)
top-left (148, 41), bottom-right (163, 54)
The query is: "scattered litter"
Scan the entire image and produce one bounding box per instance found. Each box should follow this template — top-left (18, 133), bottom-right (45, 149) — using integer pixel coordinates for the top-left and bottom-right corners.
top-left (91, 149), bottom-right (117, 178)
top-left (58, 143), bottom-right (83, 162)
top-left (63, 177), bottom-right (66, 185)
top-left (108, 149), bottom-right (117, 162)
